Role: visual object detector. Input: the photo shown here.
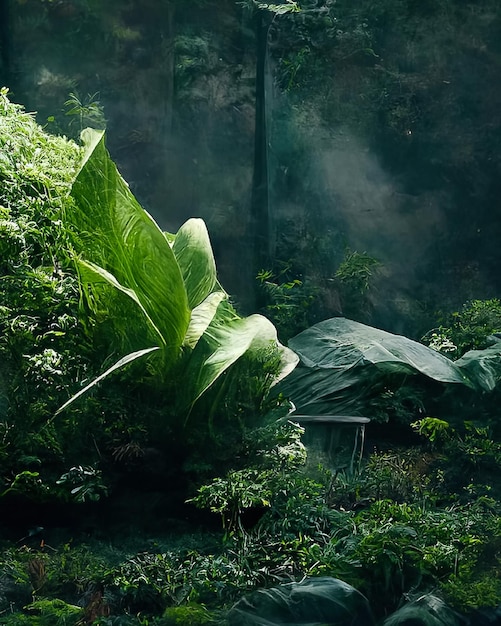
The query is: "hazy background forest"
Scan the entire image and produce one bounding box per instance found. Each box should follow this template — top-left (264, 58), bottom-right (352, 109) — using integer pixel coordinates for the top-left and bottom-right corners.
top-left (2, 0), bottom-right (501, 336)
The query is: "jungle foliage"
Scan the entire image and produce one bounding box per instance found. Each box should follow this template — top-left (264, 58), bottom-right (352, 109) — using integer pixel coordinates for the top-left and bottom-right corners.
top-left (2, 1), bottom-right (501, 624)
top-left (0, 92), bottom-right (295, 512)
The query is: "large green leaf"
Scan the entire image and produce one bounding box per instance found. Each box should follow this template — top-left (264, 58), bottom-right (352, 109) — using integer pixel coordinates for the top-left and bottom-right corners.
top-left (278, 317), bottom-right (473, 416)
top-left (68, 129), bottom-right (190, 364)
top-left (228, 577), bottom-right (374, 626)
top-left (57, 129), bottom-right (296, 417)
top-left (171, 218), bottom-right (218, 309)
top-left (184, 291), bottom-right (227, 349)
top-left (76, 259), bottom-right (165, 346)
top-left (180, 301), bottom-right (298, 410)
top-left (289, 318), bottom-right (470, 384)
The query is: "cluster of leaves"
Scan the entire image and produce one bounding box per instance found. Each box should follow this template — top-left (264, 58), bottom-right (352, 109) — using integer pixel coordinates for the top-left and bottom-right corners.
top-left (256, 267), bottom-right (317, 341)
top-left (99, 466), bottom-right (501, 618)
top-left (56, 126), bottom-right (297, 485)
top-left (423, 299), bottom-right (501, 359)
top-left (334, 250), bottom-right (381, 323)
top-left (0, 88), bottom-right (102, 495)
top-left (184, 416), bottom-right (501, 618)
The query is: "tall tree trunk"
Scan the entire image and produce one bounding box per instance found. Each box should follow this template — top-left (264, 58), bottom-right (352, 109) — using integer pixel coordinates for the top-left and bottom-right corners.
top-left (251, 9), bottom-right (271, 299)
top-left (0, 0), bottom-right (11, 86)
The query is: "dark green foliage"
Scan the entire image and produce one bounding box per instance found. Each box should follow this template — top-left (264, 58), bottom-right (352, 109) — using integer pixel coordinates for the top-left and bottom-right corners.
top-left (412, 418), bottom-right (501, 503)
top-left (256, 267), bottom-right (317, 341)
top-left (334, 250), bottom-right (381, 323)
top-left (423, 299), bottom-right (501, 359)
top-left (188, 418), bottom-right (307, 531)
top-left (368, 382), bottom-right (426, 425)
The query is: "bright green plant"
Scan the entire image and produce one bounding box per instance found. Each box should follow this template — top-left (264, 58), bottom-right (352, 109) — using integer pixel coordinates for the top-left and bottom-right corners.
top-left (188, 468), bottom-right (274, 533)
top-left (57, 129), bottom-right (297, 422)
top-left (162, 603), bottom-right (216, 625)
top-left (1, 470), bottom-right (50, 500)
top-left (0, 599), bottom-right (82, 626)
top-left (411, 417), bottom-right (450, 443)
top-left (64, 91), bottom-right (106, 138)
top-left (0, 91), bottom-right (297, 503)
top-left (0, 89), bottom-right (101, 494)
top-left (335, 250), bottom-right (381, 294)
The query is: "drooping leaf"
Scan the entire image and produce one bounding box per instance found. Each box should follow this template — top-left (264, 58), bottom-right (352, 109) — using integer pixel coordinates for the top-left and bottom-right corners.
top-left (171, 218), bottom-right (218, 309)
top-left (290, 318), bottom-right (470, 384)
top-left (67, 128), bottom-right (190, 365)
top-left (54, 347), bottom-right (160, 416)
top-left (455, 336), bottom-right (501, 391)
top-left (278, 364), bottom-right (381, 416)
top-left (180, 301), bottom-right (298, 410)
top-left (383, 593), bottom-right (462, 626)
top-left (228, 577), bottom-right (374, 626)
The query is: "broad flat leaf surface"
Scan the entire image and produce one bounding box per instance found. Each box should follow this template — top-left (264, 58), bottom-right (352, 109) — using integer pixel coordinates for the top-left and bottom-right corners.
top-left (227, 576), bottom-right (374, 626)
top-left (184, 291), bottom-right (227, 349)
top-left (171, 218), bottom-right (218, 309)
top-left (279, 318), bottom-right (473, 416)
top-left (289, 318), bottom-right (469, 384)
top-left (68, 129), bottom-right (189, 364)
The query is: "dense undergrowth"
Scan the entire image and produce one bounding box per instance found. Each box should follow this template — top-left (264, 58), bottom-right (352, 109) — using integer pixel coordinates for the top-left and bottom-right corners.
top-left (2, 428), bottom-right (501, 624)
top-left (1, 92), bottom-right (501, 625)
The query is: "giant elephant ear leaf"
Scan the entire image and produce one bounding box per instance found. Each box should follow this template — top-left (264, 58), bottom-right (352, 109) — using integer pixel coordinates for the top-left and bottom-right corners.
top-left (172, 218), bottom-right (218, 309)
top-left (279, 317), bottom-right (473, 416)
top-left (289, 318), bottom-right (470, 384)
top-left (67, 129), bottom-right (190, 365)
